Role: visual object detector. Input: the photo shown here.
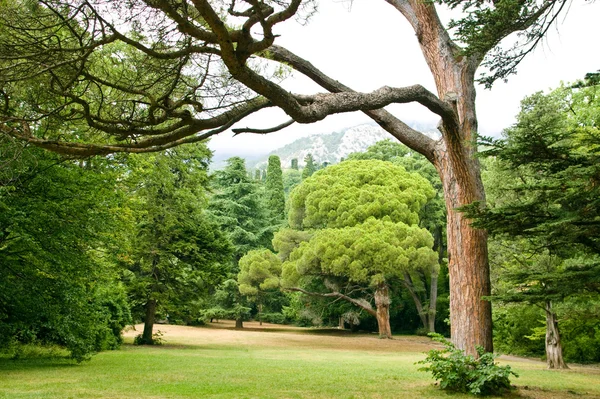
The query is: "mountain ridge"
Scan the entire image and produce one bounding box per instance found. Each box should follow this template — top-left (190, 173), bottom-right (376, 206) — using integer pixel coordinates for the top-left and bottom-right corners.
top-left (246, 122), bottom-right (440, 170)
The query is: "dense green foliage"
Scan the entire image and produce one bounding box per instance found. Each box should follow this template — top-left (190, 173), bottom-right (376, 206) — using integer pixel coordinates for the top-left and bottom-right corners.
top-left (0, 145), bottom-right (131, 361)
top-left (289, 160), bottom-right (433, 229)
top-left (279, 160), bottom-right (438, 335)
top-left (238, 249), bottom-right (282, 297)
top-left (470, 85), bottom-right (600, 255)
top-left (418, 334), bottom-right (517, 396)
top-left (282, 218), bottom-right (436, 290)
top-left (467, 82), bottom-right (600, 363)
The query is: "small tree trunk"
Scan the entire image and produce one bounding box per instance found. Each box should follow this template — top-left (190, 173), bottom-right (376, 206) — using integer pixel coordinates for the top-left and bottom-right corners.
top-left (339, 316), bottom-right (344, 329)
top-left (258, 303), bottom-right (263, 326)
top-left (142, 298), bottom-right (157, 345)
top-left (403, 272), bottom-right (428, 330)
top-left (374, 284), bottom-right (392, 339)
top-left (428, 271), bottom-right (438, 333)
top-left (545, 301), bottom-right (568, 369)
top-left (235, 317), bottom-right (244, 329)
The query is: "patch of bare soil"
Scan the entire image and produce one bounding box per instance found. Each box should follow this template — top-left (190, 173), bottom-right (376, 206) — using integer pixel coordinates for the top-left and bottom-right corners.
top-left (123, 321), bottom-right (437, 353)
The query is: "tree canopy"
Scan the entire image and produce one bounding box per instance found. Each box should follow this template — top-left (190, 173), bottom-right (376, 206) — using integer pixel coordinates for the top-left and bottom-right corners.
top-left (279, 160), bottom-right (438, 337)
top-left (468, 84), bottom-right (600, 255)
top-left (289, 160), bottom-right (433, 229)
top-left (0, 144), bottom-right (131, 360)
top-left (0, 0), bottom-right (581, 354)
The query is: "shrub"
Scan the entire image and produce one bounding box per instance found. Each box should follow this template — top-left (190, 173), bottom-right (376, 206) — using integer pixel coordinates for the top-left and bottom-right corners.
top-left (258, 313), bottom-right (286, 324)
top-left (418, 334), bottom-right (517, 396)
top-left (133, 330), bottom-right (164, 346)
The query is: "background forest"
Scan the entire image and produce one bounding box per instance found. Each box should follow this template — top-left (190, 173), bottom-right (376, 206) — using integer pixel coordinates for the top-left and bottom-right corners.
top-left (1, 76), bottom-right (598, 366)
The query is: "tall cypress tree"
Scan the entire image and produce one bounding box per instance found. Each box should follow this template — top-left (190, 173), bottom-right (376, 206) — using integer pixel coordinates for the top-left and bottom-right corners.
top-left (265, 155), bottom-right (286, 223)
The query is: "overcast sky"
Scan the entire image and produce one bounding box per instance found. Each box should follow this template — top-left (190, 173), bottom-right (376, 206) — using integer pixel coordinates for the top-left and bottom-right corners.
top-left (208, 0), bottom-right (600, 156)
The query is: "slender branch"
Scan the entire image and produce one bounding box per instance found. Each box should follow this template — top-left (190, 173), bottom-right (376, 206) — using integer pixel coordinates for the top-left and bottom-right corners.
top-left (232, 119), bottom-right (294, 135)
top-left (285, 287), bottom-right (377, 317)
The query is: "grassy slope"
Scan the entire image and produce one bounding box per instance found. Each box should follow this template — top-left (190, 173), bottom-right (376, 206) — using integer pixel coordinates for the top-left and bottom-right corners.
top-left (1, 323), bottom-right (599, 399)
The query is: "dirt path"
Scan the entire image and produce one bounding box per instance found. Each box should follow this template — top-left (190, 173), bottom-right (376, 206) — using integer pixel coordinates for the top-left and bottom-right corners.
top-left (123, 321), bottom-right (437, 353)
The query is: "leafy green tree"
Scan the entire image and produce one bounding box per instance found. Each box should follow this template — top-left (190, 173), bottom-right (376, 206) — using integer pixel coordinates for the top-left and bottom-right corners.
top-left (281, 160), bottom-right (437, 337)
top-left (238, 249), bottom-right (282, 325)
top-left (125, 144), bottom-right (231, 344)
top-left (265, 155), bottom-right (286, 223)
top-left (301, 154), bottom-right (317, 180)
top-left (348, 140), bottom-right (448, 332)
top-left (282, 218), bottom-right (437, 337)
top-left (466, 83), bottom-right (600, 368)
top-left (0, 144), bottom-right (131, 361)
top-left (291, 158), bottom-right (299, 170)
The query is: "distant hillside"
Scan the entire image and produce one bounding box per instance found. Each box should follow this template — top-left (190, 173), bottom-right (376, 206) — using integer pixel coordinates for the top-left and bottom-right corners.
top-left (248, 122), bottom-right (439, 170)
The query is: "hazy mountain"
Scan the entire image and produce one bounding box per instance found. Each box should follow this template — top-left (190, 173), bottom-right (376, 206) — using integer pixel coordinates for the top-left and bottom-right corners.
top-left (247, 122), bottom-right (440, 170)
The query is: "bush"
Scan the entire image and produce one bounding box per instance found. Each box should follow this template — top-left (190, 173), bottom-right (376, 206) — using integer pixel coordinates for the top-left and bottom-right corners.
top-left (258, 313), bottom-right (286, 324)
top-left (133, 330), bottom-right (164, 346)
top-left (418, 334), bottom-right (517, 396)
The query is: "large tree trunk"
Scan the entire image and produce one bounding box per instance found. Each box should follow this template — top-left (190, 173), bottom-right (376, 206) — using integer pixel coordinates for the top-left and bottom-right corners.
top-left (545, 301), bottom-right (568, 369)
top-left (235, 317), bottom-right (244, 329)
top-left (141, 298), bottom-right (157, 345)
top-left (374, 284), bottom-right (392, 339)
top-left (438, 154), bottom-right (492, 354)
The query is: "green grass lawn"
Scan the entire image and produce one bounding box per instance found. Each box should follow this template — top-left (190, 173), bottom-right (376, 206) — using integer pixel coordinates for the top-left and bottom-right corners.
top-left (1, 324), bottom-right (599, 399)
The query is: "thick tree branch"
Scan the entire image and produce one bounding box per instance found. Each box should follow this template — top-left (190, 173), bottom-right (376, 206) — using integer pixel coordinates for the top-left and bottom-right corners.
top-left (1, 97), bottom-right (272, 156)
top-left (263, 45), bottom-right (438, 162)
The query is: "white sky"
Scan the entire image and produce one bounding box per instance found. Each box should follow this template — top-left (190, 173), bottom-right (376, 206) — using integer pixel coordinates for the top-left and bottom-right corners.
top-left (208, 0), bottom-right (600, 155)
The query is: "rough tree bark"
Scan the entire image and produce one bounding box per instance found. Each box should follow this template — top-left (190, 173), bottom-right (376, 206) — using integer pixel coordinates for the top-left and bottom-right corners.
top-left (374, 284), bottom-right (392, 339)
top-left (389, 0), bottom-right (493, 354)
top-left (545, 301), bottom-right (569, 369)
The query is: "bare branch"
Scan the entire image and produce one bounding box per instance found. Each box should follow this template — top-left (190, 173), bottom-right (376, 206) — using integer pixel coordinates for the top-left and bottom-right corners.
top-left (232, 119), bottom-right (295, 135)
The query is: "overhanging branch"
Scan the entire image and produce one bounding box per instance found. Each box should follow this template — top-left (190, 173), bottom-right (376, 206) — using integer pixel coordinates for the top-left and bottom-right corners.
top-left (262, 45), bottom-right (439, 162)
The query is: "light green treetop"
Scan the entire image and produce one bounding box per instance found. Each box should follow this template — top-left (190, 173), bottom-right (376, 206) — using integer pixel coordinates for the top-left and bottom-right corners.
top-left (281, 218), bottom-right (437, 289)
top-left (238, 249), bottom-right (282, 297)
top-left (288, 160), bottom-right (434, 229)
